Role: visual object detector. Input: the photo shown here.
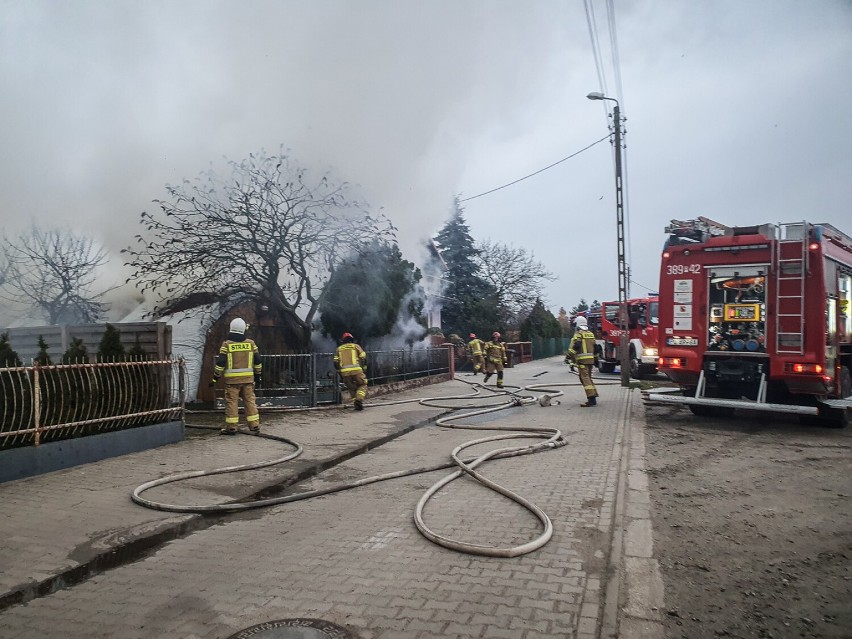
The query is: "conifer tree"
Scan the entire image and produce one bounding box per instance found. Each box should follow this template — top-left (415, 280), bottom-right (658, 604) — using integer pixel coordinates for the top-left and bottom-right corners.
top-left (519, 299), bottom-right (562, 341)
top-left (62, 337), bottom-right (90, 364)
top-left (127, 336), bottom-right (148, 360)
top-left (35, 335), bottom-right (52, 366)
top-left (318, 240), bottom-right (426, 343)
top-left (0, 332), bottom-right (21, 367)
top-left (98, 324), bottom-right (125, 361)
top-left (557, 307), bottom-right (571, 336)
top-left (433, 198), bottom-right (500, 336)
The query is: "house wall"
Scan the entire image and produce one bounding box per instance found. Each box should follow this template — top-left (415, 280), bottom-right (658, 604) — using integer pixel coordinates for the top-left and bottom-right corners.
top-left (197, 302), bottom-right (299, 402)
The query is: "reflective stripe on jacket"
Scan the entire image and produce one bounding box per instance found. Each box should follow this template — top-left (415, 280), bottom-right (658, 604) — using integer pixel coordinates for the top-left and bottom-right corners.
top-left (214, 338), bottom-right (261, 383)
top-left (567, 329), bottom-right (596, 365)
top-left (335, 343), bottom-right (366, 375)
top-left (484, 340), bottom-right (507, 363)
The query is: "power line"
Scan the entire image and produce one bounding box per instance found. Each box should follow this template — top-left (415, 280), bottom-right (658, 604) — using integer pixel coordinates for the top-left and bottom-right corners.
top-left (605, 0), bottom-right (624, 105)
top-left (584, 0), bottom-right (608, 96)
top-left (459, 135), bottom-right (611, 203)
top-left (630, 278), bottom-right (658, 294)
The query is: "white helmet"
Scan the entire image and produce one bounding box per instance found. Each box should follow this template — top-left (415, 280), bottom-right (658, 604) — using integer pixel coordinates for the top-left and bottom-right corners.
top-left (573, 316), bottom-right (588, 329)
top-left (229, 317), bottom-right (247, 335)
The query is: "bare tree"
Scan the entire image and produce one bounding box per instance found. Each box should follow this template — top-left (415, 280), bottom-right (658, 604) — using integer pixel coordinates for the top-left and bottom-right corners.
top-left (0, 226), bottom-right (110, 325)
top-left (123, 148), bottom-right (395, 349)
top-left (474, 239), bottom-right (556, 319)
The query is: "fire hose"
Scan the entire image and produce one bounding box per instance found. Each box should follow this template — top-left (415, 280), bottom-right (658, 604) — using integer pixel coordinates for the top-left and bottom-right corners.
top-left (132, 372), bottom-right (621, 557)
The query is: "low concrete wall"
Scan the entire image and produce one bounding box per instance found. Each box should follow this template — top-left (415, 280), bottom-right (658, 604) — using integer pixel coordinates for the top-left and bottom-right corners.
top-left (0, 421), bottom-right (185, 484)
top-left (367, 372), bottom-right (454, 399)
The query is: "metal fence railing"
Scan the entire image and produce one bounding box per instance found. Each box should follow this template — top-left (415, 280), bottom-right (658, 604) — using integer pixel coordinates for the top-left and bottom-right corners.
top-left (0, 359), bottom-right (186, 450)
top-left (233, 347), bottom-right (453, 408)
top-left (365, 348), bottom-right (451, 385)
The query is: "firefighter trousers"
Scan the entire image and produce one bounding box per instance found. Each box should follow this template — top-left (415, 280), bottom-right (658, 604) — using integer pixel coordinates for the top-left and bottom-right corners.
top-left (484, 359), bottom-right (505, 387)
top-left (341, 371), bottom-right (368, 405)
top-left (224, 382), bottom-right (260, 426)
top-left (577, 364), bottom-right (598, 399)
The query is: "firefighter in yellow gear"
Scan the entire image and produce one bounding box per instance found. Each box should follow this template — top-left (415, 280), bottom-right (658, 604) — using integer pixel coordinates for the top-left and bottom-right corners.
top-left (209, 317), bottom-right (262, 434)
top-left (566, 315), bottom-right (599, 406)
top-left (334, 332), bottom-right (368, 410)
top-left (483, 331), bottom-right (508, 388)
top-left (467, 332), bottom-right (485, 375)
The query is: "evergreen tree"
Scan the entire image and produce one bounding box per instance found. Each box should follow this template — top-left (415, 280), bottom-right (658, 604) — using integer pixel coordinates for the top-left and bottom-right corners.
top-left (62, 337), bottom-right (90, 364)
top-left (98, 324), bottom-right (125, 361)
top-left (433, 198), bottom-right (500, 336)
top-left (127, 336), bottom-right (148, 360)
top-left (519, 299), bottom-right (562, 341)
top-left (35, 335), bottom-right (53, 366)
top-left (557, 307), bottom-right (571, 336)
top-left (319, 240), bottom-right (426, 342)
top-left (0, 332), bottom-right (21, 367)
top-left (570, 298), bottom-right (590, 315)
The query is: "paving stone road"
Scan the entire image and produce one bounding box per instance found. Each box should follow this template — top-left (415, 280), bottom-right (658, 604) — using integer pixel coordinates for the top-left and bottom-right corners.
top-left (0, 357), bottom-right (663, 639)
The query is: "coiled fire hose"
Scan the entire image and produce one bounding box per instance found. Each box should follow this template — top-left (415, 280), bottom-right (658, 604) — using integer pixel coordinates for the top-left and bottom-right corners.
top-left (132, 372), bottom-right (621, 557)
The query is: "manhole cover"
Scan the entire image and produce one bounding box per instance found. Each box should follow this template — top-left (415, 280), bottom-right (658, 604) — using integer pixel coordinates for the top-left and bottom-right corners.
top-left (226, 619), bottom-right (355, 639)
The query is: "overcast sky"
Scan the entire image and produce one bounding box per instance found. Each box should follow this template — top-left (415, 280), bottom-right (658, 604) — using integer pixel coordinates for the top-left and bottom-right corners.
top-left (2, 0), bottom-right (851, 321)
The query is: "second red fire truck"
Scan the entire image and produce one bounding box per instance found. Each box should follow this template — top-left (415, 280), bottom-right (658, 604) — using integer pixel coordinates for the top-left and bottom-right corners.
top-left (650, 218), bottom-right (852, 426)
top-left (589, 297), bottom-right (660, 379)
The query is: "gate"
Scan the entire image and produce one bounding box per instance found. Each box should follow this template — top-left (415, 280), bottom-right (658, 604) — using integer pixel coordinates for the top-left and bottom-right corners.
top-left (252, 353), bottom-right (340, 408)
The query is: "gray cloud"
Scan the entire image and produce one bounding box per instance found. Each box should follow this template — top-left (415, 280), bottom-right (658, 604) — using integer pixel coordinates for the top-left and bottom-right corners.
top-left (1, 0), bottom-right (850, 318)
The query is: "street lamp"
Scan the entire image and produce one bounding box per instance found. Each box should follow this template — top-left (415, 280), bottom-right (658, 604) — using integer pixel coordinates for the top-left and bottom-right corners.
top-left (587, 91), bottom-right (631, 387)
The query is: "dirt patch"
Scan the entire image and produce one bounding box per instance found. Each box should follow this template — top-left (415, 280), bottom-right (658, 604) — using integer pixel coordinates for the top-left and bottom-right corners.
top-left (642, 402), bottom-right (852, 639)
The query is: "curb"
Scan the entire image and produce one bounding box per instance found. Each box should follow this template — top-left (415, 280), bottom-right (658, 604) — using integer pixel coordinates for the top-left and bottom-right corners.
top-left (600, 389), bottom-right (666, 638)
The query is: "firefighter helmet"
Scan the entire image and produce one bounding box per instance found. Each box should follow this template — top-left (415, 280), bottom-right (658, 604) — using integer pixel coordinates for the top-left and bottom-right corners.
top-left (573, 316), bottom-right (588, 329)
top-left (492, 331), bottom-right (501, 339)
top-left (341, 332), bottom-right (354, 342)
top-left (229, 318), bottom-right (247, 335)
top-left (469, 333), bottom-right (476, 338)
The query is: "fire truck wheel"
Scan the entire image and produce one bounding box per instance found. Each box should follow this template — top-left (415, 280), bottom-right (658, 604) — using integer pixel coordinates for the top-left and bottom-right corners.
top-left (629, 348), bottom-right (643, 380)
top-left (597, 360), bottom-right (616, 374)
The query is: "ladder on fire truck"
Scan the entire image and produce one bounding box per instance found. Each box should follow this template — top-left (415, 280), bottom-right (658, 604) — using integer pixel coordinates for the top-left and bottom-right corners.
top-left (775, 222), bottom-right (808, 355)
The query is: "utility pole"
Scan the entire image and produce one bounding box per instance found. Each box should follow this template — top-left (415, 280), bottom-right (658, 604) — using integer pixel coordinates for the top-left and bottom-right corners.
top-left (612, 102), bottom-right (630, 387)
top-left (588, 92), bottom-right (631, 387)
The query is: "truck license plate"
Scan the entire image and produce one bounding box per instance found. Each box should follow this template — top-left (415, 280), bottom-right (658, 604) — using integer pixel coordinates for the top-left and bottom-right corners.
top-left (666, 337), bottom-right (698, 346)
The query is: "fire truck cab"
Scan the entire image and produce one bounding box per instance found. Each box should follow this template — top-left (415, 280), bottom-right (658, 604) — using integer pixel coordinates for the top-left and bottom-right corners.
top-left (594, 297), bottom-right (660, 378)
top-left (650, 218), bottom-right (852, 426)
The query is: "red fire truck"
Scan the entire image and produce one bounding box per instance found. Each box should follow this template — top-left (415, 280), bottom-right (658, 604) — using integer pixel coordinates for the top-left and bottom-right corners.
top-left (590, 297), bottom-right (660, 378)
top-left (651, 218), bottom-right (852, 426)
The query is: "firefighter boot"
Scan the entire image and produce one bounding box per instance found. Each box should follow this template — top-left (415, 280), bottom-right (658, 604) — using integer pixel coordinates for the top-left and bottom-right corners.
top-left (220, 427), bottom-right (238, 435)
top-left (580, 396), bottom-right (597, 408)
top-left (354, 399), bottom-right (364, 411)
top-left (483, 373), bottom-right (492, 384)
